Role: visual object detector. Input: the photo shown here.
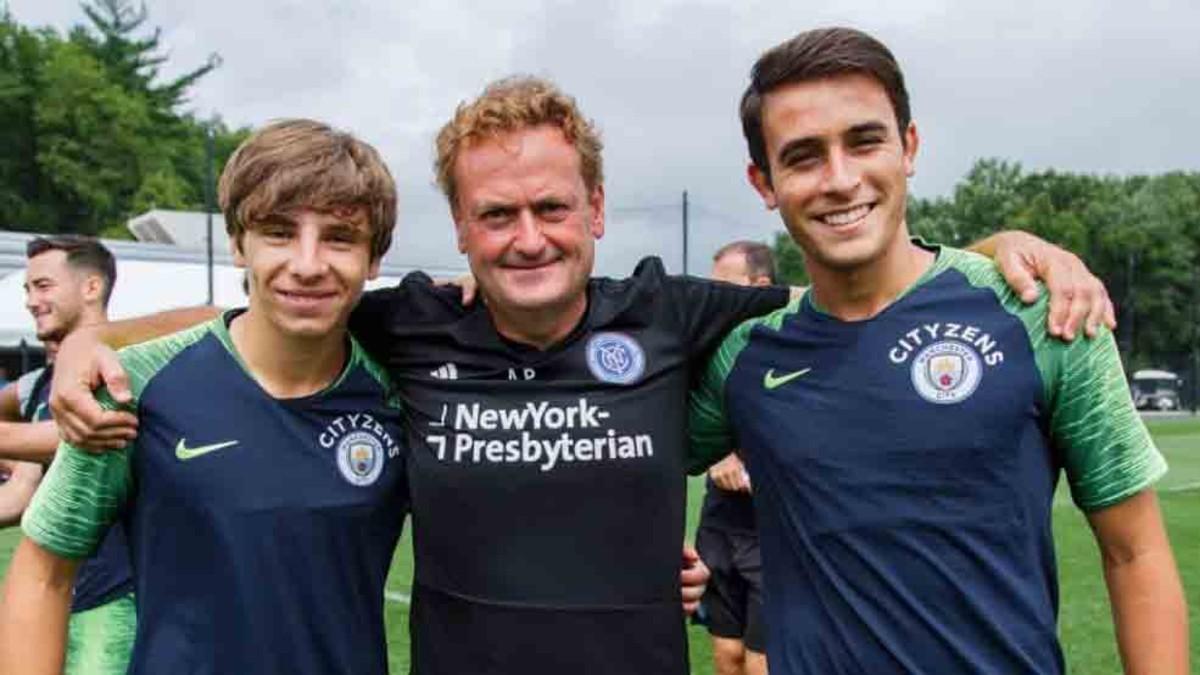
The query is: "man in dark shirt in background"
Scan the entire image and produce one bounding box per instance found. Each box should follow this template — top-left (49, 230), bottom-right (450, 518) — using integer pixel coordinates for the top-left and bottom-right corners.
top-left (696, 241), bottom-right (777, 675)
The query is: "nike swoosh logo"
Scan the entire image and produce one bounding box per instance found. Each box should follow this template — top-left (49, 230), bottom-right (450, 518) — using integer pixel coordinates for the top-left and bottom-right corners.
top-left (763, 368), bottom-right (811, 390)
top-left (175, 439), bottom-right (239, 461)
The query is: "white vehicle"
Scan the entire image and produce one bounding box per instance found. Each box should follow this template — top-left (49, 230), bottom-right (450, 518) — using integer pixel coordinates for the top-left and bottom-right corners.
top-left (1130, 369), bottom-right (1182, 411)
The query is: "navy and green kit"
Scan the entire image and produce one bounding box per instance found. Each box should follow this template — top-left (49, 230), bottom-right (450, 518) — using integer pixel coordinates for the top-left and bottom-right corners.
top-left (23, 312), bottom-right (407, 674)
top-left (690, 245), bottom-right (1166, 674)
top-left (18, 365), bottom-right (137, 675)
top-left (17, 365), bottom-right (135, 616)
top-left (351, 257), bottom-right (789, 674)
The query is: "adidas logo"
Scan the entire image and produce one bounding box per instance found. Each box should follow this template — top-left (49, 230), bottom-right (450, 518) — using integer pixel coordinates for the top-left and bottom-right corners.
top-left (431, 363), bottom-right (459, 380)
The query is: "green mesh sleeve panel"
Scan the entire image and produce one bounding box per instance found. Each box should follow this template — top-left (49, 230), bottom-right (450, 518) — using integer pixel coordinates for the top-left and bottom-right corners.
top-left (349, 336), bottom-right (402, 411)
top-left (687, 298), bottom-right (801, 474)
top-left (944, 247), bottom-right (1165, 511)
top-left (22, 320), bottom-right (219, 558)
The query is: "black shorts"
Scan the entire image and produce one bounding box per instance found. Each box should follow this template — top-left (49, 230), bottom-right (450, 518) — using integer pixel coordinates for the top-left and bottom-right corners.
top-left (695, 525), bottom-right (765, 653)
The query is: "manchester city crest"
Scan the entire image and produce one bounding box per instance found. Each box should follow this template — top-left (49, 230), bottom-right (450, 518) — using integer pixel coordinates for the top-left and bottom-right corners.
top-left (911, 340), bottom-right (982, 404)
top-left (585, 332), bottom-right (646, 385)
top-left (336, 430), bottom-right (386, 486)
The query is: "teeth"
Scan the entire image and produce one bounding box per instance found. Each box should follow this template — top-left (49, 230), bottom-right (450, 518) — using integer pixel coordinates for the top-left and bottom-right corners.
top-left (821, 204), bottom-right (870, 226)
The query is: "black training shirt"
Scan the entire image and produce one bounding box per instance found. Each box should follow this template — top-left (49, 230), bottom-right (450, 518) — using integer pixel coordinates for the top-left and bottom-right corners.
top-left (350, 256), bottom-right (788, 674)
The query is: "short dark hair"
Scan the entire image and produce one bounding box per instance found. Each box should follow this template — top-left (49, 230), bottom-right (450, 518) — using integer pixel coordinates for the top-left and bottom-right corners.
top-left (740, 27), bottom-right (911, 180)
top-left (714, 240), bottom-right (777, 284)
top-left (26, 235), bottom-right (117, 307)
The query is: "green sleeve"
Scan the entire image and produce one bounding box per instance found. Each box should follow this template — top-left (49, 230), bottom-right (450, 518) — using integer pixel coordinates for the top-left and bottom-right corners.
top-left (687, 302), bottom-right (793, 474)
top-left (22, 390), bottom-right (132, 559)
top-left (942, 246), bottom-right (1165, 512)
top-left (1046, 328), bottom-right (1166, 511)
top-left (21, 318), bottom-right (219, 557)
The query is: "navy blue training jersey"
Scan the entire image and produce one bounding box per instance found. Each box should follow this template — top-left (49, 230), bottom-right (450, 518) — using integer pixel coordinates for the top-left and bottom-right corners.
top-left (25, 312), bottom-right (408, 674)
top-left (18, 365), bottom-right (134, 613)
top-left (691, 246), bottom-right (1165, 674)
top-left (350, 257), bottom-right (790, 674)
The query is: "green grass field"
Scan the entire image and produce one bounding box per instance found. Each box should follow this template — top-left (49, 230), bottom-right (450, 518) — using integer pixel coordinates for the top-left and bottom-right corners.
top-left (2, 416), bottom-right (1197, 673)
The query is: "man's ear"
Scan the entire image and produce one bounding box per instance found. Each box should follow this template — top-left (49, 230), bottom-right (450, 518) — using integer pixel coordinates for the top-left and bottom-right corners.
top-left (450, 202), bottom-right (470, 254)
top-left (81, 274), bottom-right (104, 304)
top-left (748, 163), bottom-right (778, 210)
top-left (902, 121), bottom-right (920, 178)
top-left (588, 183), bottom-right (605, 240)
top-left (230, 233), bottom-right (246, 268)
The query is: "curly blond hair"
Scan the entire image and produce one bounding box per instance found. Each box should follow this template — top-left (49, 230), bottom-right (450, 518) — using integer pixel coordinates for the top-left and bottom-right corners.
top-left (434, 76), bottom-right (604, 207)
top-left (219, 119), bottom-right (397, 261)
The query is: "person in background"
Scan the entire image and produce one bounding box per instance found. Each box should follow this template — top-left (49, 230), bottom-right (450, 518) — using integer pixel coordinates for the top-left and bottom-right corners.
top-left (696, 241), bottom-right (777, 675)
top-left (0, 235), bottom-right (135, 674)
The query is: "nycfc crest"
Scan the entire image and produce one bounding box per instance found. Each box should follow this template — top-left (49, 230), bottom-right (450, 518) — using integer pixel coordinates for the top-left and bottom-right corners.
top-left (336, 430), bottom-right (386, 487)
top-left (585, 332), bottom-right (646, 385)
top-left (911, 340), bottom-right (982, 404)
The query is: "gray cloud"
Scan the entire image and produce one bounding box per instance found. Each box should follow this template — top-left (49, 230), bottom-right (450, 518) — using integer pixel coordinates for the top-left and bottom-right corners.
top-left (10, 0), bottom-right (1199, 276)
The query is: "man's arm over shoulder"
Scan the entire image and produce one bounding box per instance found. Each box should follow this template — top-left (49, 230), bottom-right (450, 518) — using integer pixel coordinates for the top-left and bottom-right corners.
top-left (637, 255), bottom-right (788, 358)
top-left (91, 306), bottom-right (220, 350)
top-left (687, 316), bottom-right (765, 474)
top-left (350, 272), bottom-right (469, 362)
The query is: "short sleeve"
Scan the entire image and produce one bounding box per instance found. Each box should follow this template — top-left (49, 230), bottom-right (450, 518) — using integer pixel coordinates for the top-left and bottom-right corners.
top-left (1049, 329), bottom-right (1167, 511)
top-left (22, 390), bottom-right (132, 559)
top-left (669, 276), bottom-right (788, 358)
top-left (687, 321), bottom-right (755, 474)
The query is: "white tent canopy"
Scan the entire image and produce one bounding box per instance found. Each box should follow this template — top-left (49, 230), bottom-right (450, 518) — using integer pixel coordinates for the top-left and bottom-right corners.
top-left (0, 260), bottom-right (401, 348)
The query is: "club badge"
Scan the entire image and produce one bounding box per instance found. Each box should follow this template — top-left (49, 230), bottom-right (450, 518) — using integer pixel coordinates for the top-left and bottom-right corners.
top-left (586, 332), bottom-right (646, 385)
top-left (336, 430), bottom-right (386, 486)
top-left (911, 340), bottom-right (982, 404)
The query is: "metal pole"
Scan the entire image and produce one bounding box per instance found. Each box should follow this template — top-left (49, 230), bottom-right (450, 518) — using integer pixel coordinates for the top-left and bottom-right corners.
top-left (1193, 264), bottom-right (1199, 412)
top-left (682, 190), bottom-right (689, 276)
top-left (205, 123), bottom-right (215, 305)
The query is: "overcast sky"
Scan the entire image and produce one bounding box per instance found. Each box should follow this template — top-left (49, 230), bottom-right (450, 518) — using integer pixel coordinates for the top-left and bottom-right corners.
top-left (9, 0), bottom-right (1200, 276)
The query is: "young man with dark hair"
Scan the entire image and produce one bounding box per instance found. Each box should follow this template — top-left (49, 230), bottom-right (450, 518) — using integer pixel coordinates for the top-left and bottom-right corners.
top-left (0, 235), bottom-right (135, 674)
top-left (691, 27), bottom-right (1188, 674)
top-left (0, 119), bottom-right (411, 674)
top-left (696, 240), bottom-right (777, 675)
top-left (49, 76), bottom-right (1112, 674)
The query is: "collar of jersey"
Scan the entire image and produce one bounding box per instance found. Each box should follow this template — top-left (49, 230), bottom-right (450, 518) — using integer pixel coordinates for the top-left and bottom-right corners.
top-left (802, 238), bottom-right (953, 323)
top-left (210, 307), bottom-right (361, 402)
top-left (465, 287), bottom-right (595, 357)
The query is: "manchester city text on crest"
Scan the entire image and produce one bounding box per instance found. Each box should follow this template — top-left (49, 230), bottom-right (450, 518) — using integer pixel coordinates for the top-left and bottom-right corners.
top-left (585, 332), bottom-right (646, 385)
top-left (910, 341), bottom-right (983, 404)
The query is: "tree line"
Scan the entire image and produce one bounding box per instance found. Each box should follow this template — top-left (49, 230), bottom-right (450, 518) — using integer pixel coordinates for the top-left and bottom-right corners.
top-left (0, 0), bottom-right (248, 239)
top-left (773, 160), bottom-right (1200, 373)
top-left (3, 4), bottom-right (1196, 373)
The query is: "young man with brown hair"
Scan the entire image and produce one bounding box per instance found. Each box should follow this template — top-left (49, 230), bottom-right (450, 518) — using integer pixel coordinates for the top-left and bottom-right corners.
top-left (691, 27), bottom-right (1187, 674)
top-left (0, 119), bottom-right (409, 674)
